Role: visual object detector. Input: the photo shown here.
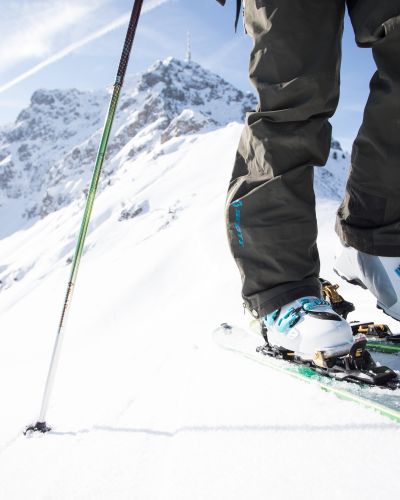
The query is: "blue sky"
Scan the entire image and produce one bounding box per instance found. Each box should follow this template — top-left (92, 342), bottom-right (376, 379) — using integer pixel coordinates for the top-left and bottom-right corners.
top-left (0, 0), bottom-right (376, 151)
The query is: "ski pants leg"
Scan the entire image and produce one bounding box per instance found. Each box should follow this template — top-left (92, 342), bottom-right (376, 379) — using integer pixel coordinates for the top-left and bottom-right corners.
top-left (226, 0), bottom-right (346, 317)
top-left (336, 0), bottom-right (400, 256)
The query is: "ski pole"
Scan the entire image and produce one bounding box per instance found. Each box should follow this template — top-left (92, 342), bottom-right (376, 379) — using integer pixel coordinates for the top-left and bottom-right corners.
top-left (25, 0), bottom-right (144, 435)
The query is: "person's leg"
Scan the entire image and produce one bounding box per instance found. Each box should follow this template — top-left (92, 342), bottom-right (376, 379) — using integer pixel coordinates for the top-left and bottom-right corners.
top-left (336, 1), bottom-right (400, 256)
top-left (227, 0), bottom-right (346, 317)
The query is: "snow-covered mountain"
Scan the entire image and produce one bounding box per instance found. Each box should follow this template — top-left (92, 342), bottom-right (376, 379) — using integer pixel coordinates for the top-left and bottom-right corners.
top-left (0, 57), bottom-right (351, 295)
top-left (0, 57), bottom-right (256, 222)
top-left (3, 57), bottom-right (396, 500)
top-left (0, 57), bottom-right (348, 229)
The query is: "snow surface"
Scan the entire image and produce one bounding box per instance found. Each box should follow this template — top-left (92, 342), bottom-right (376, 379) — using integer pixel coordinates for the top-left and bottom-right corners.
top-left (0, 60), bottom-right (399, 499)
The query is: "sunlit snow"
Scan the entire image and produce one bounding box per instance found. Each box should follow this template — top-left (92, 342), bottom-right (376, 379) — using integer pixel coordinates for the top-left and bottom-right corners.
top-left (0, 59), bottom-right (398, 500)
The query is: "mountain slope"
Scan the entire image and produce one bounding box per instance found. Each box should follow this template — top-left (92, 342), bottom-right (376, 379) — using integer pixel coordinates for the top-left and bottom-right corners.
top-left (0, 57), bottom-right (348, 294)
top-left (0, 123), bottom-right (398, 500)
top-left (1, 59), bottom-right (397, 500)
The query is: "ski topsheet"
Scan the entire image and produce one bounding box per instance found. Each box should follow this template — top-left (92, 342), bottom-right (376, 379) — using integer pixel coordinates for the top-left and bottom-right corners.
top-left (352, 324), bottom-right (400, 355)
top-left (367, 341), bottom-right (400, 355)
top-left (213, 322), bottom-right (400, 424)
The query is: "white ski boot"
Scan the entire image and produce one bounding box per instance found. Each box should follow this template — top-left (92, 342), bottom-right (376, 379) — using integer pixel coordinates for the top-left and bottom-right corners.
top-left (334, 245), bottom-right (400, 321)
top-left (262, 297), bottom-right (354, 361)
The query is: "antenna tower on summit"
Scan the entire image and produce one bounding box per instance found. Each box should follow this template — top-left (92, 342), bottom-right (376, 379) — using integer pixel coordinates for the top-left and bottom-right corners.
top-left (185, 31), bottom-right (192, 63)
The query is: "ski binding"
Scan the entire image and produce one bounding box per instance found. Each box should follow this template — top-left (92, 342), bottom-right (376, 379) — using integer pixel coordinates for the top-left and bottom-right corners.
top-left (351, 322), bottom-right (400, 343)
top-left (254, 329), bottom-right (399, 388)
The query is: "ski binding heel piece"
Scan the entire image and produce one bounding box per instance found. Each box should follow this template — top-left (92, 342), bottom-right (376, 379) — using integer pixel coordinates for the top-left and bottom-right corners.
top-left (351, 323), bottom-right (400, 343)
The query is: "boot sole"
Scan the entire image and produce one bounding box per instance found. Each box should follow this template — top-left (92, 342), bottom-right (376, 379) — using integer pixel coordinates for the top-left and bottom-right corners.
top-left (333, 269), bottom-right (400, 322)
top-left (377, 303), bottom-right (400, 322)
top-left (333, 268), bottom-right (367, 290)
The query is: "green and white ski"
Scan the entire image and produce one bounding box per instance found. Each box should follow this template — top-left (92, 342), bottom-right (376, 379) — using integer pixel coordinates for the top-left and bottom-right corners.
top-left (213, 322), bottom-right (400, 424)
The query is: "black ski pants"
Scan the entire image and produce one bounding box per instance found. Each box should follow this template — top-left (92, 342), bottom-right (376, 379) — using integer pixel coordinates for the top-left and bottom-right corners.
top-left (227, 0), bottom-right (400, 317)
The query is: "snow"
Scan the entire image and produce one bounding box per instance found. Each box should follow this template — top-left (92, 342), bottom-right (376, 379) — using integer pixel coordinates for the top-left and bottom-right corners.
top-left (1, 60), bottom-right (399, 499)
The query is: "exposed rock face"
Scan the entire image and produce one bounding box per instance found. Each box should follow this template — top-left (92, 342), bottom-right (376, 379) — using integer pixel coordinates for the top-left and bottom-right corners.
top-left (0, 87), bottom-right (107, 213)
top-left (0, 57), bottom-right (256, 219)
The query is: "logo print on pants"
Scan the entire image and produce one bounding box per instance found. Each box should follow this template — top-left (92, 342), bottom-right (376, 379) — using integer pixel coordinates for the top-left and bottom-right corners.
top-left (231, 200), bottom-right (244, 247)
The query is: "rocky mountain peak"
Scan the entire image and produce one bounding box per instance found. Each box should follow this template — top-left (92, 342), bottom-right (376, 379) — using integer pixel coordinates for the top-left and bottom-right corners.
top-left (0, 57), bottom-right (256, 220)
